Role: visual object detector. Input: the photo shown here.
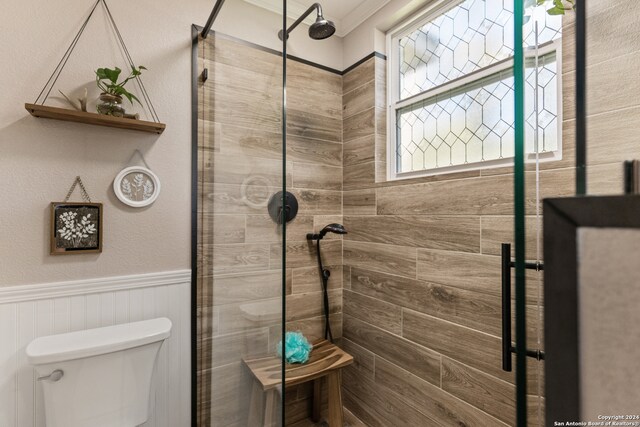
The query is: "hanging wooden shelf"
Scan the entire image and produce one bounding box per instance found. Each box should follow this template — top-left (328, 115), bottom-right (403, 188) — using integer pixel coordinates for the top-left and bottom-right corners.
top-left (25, 103), bottom-right (166, 135)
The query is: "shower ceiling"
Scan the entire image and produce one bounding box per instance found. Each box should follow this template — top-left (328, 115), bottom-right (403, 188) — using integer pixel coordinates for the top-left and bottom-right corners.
top-left (243, 0), bottom-right (390, 36)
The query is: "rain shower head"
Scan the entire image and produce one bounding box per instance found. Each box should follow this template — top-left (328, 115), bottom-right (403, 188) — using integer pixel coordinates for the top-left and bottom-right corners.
top-left (278, 3), bottom-right (336, 41)
top-left (307, 223), bottom-right (347, 241)
top-left (309, 15), bottom-right (336, 40)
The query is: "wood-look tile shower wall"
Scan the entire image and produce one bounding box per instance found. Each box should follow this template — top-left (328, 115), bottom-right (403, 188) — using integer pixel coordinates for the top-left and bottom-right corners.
top-left (340, 7), bottom-right (637, 425)
top-left (196, 35), bottom-right (343, 426)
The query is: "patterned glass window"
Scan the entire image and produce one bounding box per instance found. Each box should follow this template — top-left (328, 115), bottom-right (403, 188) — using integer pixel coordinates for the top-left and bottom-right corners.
top-left (389, 0), bottom-right (562, 177)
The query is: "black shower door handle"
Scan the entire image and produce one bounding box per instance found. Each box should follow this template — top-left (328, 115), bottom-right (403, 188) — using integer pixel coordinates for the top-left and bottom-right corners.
top-left (501, 243), bottom-right (513, 372)
top-left (501, 242), bottom-right (545, 372)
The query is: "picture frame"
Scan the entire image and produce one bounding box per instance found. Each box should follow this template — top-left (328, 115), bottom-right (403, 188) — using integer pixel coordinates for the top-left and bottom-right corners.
top-left (50, 202), bottom-right (103, 255)
top-left (113, 166), bottom-right (161, 208)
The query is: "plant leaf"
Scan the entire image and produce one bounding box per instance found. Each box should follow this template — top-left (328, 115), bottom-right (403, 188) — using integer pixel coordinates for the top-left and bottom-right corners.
top-left (547, 6), bottom-right (566, 14)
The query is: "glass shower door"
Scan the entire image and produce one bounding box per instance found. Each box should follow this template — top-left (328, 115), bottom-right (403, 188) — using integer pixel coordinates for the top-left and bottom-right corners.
top-left (512, 1), bottom-right (569, 425)
top-left (194, 2), bottom-right (286, 425)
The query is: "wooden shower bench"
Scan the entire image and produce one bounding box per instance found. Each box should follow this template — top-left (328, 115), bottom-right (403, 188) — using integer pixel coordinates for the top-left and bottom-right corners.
top-left (244, 339), bottom-right (353, 426)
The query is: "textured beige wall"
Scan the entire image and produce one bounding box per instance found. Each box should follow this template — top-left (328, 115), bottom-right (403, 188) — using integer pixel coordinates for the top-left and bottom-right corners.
top-left (0, 0), bottom-right (346, 287)
top-left (0, 0), bottom-right (207, 286)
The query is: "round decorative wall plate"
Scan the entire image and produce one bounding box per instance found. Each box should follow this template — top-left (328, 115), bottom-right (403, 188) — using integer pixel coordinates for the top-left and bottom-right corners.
top-left (113, 166), bottom-right (161, 207)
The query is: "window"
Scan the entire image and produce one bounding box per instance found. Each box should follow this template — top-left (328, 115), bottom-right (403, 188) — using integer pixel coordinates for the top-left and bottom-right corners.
top-left (387, 0), bottom-right (563, 179)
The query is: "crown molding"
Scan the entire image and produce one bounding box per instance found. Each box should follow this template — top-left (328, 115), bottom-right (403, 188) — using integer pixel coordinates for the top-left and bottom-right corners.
top-left (340, 0), bottom-right (390, 36)
top-left (243, 0), bottom-right (391, 37)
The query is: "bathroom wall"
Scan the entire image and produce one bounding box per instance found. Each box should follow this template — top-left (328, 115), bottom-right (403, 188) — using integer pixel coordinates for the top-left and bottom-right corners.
top-left (0, 1), bottom-right (344, 425)
top-left (0, 271), bottom-right (191, 427)
top-left (564, 0), bottom-right (640, 193)
top-left (196, 33), bottom-right (343, 426)
top-left (339, 2), bottom-right (640, 425)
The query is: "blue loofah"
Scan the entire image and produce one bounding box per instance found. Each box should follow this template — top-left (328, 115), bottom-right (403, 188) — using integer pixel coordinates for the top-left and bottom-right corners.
top-left (276, 331), bottom-right (313, 364)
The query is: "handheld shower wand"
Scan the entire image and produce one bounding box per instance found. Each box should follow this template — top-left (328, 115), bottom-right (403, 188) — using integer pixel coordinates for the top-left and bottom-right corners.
top-left (307, 224), bottom-right (347, 342)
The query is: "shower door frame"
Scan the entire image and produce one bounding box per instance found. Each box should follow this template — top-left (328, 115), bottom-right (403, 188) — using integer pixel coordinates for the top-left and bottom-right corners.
top-left (190, 10), bottom-right (290, 424)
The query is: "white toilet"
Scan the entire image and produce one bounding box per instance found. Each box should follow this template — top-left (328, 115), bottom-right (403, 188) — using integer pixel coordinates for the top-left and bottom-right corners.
top-left (26, 317), bottom-right (172, 427)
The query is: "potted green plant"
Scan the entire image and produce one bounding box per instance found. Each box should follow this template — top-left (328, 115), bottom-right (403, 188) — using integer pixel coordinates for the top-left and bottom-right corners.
top-left (95, 65), bottom-right (146, 117)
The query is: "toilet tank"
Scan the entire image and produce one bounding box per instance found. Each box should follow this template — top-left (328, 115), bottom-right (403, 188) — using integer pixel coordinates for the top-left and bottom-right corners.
top-left (26, 318), bottom-right (172, 427)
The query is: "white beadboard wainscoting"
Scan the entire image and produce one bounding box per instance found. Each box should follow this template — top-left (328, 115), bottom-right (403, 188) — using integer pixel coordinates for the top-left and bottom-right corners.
top-left (0, 270), bottom-right (191, 427)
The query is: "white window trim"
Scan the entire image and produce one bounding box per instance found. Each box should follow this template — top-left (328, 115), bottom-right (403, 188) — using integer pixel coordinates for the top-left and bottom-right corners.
top-left (385, 0), bottom-right (564, 182)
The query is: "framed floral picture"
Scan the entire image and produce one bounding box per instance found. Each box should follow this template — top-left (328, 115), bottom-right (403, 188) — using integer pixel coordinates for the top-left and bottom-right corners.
top-left (113, 166), bottom-right (160, 208)
top-left (50, 203), bottom-right (103, 255)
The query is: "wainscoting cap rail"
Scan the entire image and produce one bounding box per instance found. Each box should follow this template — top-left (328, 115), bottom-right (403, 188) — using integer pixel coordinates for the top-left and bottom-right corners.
top-left (0, 270), bottom-right (191, 304)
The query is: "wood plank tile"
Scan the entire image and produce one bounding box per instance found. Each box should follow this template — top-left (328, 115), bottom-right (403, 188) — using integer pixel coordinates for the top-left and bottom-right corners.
top-left (417, 249), bottom-right (501, 296)
top-left (290, 189), bottom-right (342, 215)
top-left (198, 119), bottom-right (221, 152)
top-left (343, 241), bottom-right (417, 279)
top-left (205, 36), bottom-right (280, 77)
top-left (343, 135), bottom-right (375, 166)
top-left (377, 174), bottom-right (513, 215)
top-left (343, 57), bottom-right (375, 94)
top-left (210, 243), bottom-right (270, 274)
top-left (285, 313), bottom-right (343, 342)
top-left (343, 161), bottom-right (376, 190)
top-left (292, 163), bottom-right (342, 191)
top-left (564, 1), bottom-right (640, 74)
top-left (210, 362), bottom-right (254, 426)
top-left (343, 265), bottom-right (351, 289)
top-left (288, 85), bottom-right (343, 120)
top-left (215, 298), bottom-right (281, 333)
top-left (564, 50), bottom-right (640, 121)
top-left (481, 215), bottom-right (539, 258)
top-left (402, 309), bottom-right (542, 393)
top-left (375, 161), bottom-right (387, 184)
top-left (442, 357), bottom-right (515, 425)
top-left (344, 407), bottom-right (368, 427)
top-left (343, 314), bottom-right (440, 386)
top-left (343, 290), bottom-right (402, 335)
top-left (211, 328), bottom-right (270, 367)
top-left (350, 268), bottom-right (502, 336)
top-left (344, 215), bottom-right (481, 253)
top-left (287, 108), bottom-right (342, 143)
top-left (343, 364), bottom-right (439, 427)
top-left (245, 214), bottom-right (312, 243)
top-left (341, 338), bottom-right (375, 379)
top-left (587, 162), bottom-right (625, 196)
top-left (272, 239), bottom-right (342, 269)
top-left (217, 123), bottom-right (342, 167)
top-left (203, 213), bottom-right (245, 244)
top-left (582, 106), bottom-right (640, 168)
top-left (403, 308), bottom-right (508, 379)
top-left (374, 58), bottom-right (387, 109)
top-left (343, 189), bottom-right (376, 215)
top-left (206, 183), bottom-right (277, 214)
top-left (344, 108), bottom-right (375, 143)
top-left (206, 57), bottom-right (279, 96)
top-left (343, 79), bottom-right (375, 119)
top-left (374, 357), bottom-right (509, 427)
top-left (207, 152), bottom-right (291, 187)
top-left (292, 264), bottom-right (342, 294)
top-left (211, 271), bottom-right (281, 305)
top-left (287, 290), bottom-right (342, 322)
top-left (205, 81), bottom-right (280, 134)
top-left (287, 59), bottom-right (342, 95)
top-left (343, 388), bottom-right (389, 427)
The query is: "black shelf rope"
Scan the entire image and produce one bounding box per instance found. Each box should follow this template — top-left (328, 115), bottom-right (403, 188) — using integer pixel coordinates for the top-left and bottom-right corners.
top-left (34, 0), bottom-right (160, 123)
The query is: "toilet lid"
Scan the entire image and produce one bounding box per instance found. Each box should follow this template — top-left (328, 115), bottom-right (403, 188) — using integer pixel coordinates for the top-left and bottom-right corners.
top-left (26, 317), bottom-right (172, 365)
